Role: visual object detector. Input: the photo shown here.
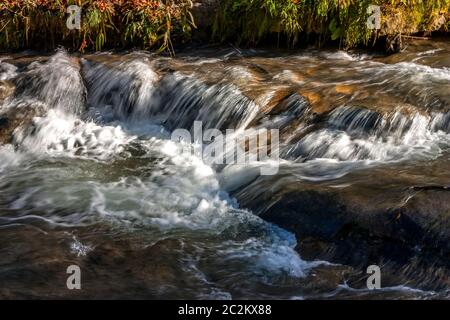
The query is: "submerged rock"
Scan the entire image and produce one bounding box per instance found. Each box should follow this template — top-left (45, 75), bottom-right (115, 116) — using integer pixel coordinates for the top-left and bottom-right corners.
top-left (233, 162), bottom-right (450, 291)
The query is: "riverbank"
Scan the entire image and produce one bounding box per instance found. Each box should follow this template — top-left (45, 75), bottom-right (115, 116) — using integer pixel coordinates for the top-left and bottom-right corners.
top-left (1, 1), bottom-right (449, 54)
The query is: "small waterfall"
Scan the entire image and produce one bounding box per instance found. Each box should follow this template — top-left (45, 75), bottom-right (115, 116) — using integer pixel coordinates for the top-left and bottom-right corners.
top-left (432, 111), bottom-right (450, 134)
top-left (11, 50), bottom-right (86, 114)
top-left (83, 56), bottom-right (260, 132)
top-left (327, 105), bottom-right (450, 139)
top-left (0, 53), bottom-right (313, 298)
top-left (12, 109), bottom-right (134, 158)
top-left (0, 59), bottom-right (17, 81)
top-left (154, 73), bottom-right (260, 131)
top-left (3, 52), bottom-right (449, 166)
top-left (2, 52), bottom-right (263, 160)
top-left (263, 93), bottom-right (311, 130)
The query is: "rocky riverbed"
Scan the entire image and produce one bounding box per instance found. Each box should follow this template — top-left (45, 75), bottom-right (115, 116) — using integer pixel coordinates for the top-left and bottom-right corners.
top-left (0, 39), bottom-right (449, 299)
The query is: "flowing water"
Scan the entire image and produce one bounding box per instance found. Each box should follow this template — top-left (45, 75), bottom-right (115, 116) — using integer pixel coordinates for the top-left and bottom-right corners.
top-left (0, 40), bottom-right (449, 299)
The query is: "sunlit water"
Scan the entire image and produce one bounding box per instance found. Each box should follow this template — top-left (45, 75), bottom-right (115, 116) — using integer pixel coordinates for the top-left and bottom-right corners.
top-left (0, 40), bottom-right (449, 299)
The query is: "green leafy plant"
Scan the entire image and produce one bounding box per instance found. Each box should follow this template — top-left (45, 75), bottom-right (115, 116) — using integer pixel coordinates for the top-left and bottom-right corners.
top-left (0, 0), bottom-right (196, 53)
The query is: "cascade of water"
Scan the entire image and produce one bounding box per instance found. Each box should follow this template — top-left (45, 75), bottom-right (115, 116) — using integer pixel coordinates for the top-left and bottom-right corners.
top-left (1, 47), bottom-right (449, 299)
top-left (153, 73), bottom-right (260, 132)
top-left (0, 52), bottom-right (316, 297)
top-left (11, 50), bottom-right (86, 114)
top-left (327, 106), bottom-right (383, 135)
top-left (83, 56), bottom-right (159, 122)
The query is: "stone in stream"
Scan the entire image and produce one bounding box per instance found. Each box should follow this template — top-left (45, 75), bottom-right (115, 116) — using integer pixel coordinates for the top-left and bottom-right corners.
top-left (0, 102), bottom-right (47, 145)
top-left (0, 80), bottom-right (14, 103)
top-left (233, 163), bottom-right (450, 291)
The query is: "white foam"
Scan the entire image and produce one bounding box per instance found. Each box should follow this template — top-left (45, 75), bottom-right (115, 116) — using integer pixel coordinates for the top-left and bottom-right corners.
top-left (12, 109), bottom-right (135, 159)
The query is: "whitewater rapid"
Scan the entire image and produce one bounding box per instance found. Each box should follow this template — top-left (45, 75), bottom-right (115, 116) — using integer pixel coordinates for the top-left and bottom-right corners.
top-left (0, 46), bottom-right (449, 299)
top-left (0, 52), bottom-right (323, 299)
